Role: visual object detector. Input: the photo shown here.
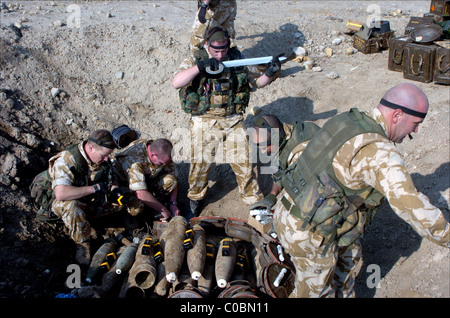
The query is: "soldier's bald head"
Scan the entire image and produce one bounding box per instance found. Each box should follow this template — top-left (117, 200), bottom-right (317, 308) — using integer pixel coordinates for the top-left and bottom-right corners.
top-left (379, 83), bottom-right (429, 115)
top-left (378, 84), bottom-right (429, 143)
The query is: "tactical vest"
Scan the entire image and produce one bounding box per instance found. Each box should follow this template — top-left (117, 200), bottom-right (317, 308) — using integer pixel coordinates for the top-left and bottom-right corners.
top-left (276, 108), bottom-right (388, 253)
top-left (63, 144), bottom-right (110, 188)
top-left (277, 121), bottom-right (321, 171)
top-left (179, 47), bottom-right (251, 116)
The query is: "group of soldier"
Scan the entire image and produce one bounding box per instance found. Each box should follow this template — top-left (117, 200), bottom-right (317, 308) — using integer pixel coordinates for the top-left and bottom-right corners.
top-left (44, 0), bottom-right (449, 297)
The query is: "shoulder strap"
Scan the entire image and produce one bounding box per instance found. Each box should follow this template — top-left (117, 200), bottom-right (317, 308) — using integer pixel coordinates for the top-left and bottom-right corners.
top-left (278, 121), bottom-right (321, 170)
top-left (280, 108), bottom-right (387, 201)
top-left (66, 144), bottom-right (90, 186)
top-left (298, 108), bottom-right (386, 181)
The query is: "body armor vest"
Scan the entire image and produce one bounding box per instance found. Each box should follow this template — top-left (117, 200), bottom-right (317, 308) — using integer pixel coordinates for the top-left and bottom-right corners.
top-left (179, 47), bottom-right (251, 116)
top-left (276, 108), bottom-right (388, 252)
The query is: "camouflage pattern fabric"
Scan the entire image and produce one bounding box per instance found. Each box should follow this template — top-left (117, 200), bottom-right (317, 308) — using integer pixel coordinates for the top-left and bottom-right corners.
top-left (177, 51), bottom-right (263, 206)
top-left (114, 139), bottom-right (178, 215)
top-left (177, 53), bottom-right (261, 119)
top-left (190, 0), bottom-right (237, 52)
top-left (273, 107), bottom-right (449, 297)
top-left (48, 142), bottom-right (111, 243)
top-left (188, 115), bottom-right (263, 205)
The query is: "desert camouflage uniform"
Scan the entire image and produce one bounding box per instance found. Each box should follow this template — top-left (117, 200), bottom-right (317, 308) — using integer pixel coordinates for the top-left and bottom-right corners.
top-left (49, 142), bottom-right (113, 243)
top-left (177, 55), bottom-right (263, 205)
top-left (273, 107), bottom-right (450, 297)
top-left (114, 139), bottom-right (178, 215)
top-left (190, 0), bottom-right (237, 52)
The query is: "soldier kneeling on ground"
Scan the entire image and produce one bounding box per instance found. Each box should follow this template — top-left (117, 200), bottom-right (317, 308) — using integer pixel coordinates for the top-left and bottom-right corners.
top-left (47, 130), bottom-right (123, 265)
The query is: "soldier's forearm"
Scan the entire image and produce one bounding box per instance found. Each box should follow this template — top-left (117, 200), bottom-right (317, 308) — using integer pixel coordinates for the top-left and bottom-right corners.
top-left (54, 184), bottom-right (95, 201)
top-left (172, 66), bottom-right (200, 89)
top-left (135, 189), bottom-right (169, 214)
top-left (256, 74), bottom-right (272, 88)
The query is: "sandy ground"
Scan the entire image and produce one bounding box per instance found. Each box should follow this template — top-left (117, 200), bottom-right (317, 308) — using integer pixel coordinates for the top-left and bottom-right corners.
top-left (0, 0), bottom-right (448, 298)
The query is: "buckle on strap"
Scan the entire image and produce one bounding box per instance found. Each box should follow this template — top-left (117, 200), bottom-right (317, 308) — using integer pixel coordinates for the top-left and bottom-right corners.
top-left (281, 196), bottom-right (303, 220)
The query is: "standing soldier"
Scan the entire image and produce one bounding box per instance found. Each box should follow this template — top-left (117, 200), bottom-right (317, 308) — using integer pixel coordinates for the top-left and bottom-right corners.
top-left (172, 26), bottom-right (281, 218)
top-left (114, 138), bottom-right (180, 222)
top-left (251, 83), bottom-right (449, 297)
top-left (190, 0), bottom-right (237, 54)
top-left (49, 130), bottom-right (118, 265)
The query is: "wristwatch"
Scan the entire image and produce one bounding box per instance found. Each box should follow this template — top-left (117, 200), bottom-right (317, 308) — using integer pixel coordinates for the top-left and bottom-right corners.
top-left (169, 201), bottom-right (177, 206)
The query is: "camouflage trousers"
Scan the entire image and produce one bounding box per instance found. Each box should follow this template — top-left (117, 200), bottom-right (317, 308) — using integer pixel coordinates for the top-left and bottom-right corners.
top-left (51, 199), bottom-right (122, 243)
top-left (188, 115), bottom-right (263, 205)
top-left (190, 0), bottom-right (237, 52)
top-left (273, 192), bottom-right (362, 298)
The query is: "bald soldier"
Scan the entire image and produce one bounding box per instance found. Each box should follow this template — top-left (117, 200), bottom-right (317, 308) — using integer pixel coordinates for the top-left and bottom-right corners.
top-left (250, 83), bottom-right (449, 297)
top-left (49, 130), bottom-right (118, 265)
top-left (114, 138), bottom-right (180, 222)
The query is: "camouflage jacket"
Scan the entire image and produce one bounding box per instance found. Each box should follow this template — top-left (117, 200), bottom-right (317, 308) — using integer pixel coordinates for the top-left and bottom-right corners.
top-left (114, 139), bottom-right (177, 192)
top-left (48, 142), bottom-right (109, 190)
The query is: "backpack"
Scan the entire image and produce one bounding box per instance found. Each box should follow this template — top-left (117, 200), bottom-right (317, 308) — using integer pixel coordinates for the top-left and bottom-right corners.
top-left (29, 144), bottom-right (90, 222)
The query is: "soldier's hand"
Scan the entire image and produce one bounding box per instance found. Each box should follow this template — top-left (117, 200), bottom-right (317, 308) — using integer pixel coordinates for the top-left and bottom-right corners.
top-left (264, 55), bottom-right (282, 77)
top-left (169, 203), bottom-right (181, 217)
top-left (249, 193), bottom-right (277, 211)
top-left (198, 3), bottom-right (208, 23)
top-left (93, 182), bottom-right (109, 195)
top-left (89, 227), bottom-right (97, 240)
top-left (197, 58), bottom-right (222, 73)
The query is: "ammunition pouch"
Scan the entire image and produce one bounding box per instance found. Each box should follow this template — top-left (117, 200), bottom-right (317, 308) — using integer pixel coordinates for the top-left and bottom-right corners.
top-left (29, 170), bottom-right (59, 222)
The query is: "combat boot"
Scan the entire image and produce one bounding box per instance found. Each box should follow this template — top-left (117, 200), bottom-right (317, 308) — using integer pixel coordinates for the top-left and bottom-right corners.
top-left (76, 241), bottom-right (91, 266)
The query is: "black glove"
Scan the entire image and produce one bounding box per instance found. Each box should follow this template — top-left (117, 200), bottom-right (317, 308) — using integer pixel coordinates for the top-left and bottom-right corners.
top-left (249, 193), bottom-right (277, 211)
top-left (198, 4), bottom-right (208, 24)
top-left (93, 182), bottom-right (109, 196)
top-left (264, 55), bottom-right (282, 77)
top-left (197, 58), bottom-right (221, 73)
top-left (110, 187), bottom-right (121, 198)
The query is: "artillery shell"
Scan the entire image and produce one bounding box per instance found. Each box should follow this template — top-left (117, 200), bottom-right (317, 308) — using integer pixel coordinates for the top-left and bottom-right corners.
top-left (119, 236), bottom-right (158, 297)
top-left (128, 237), bottom-right (157, 289)
top-left (154, 232), bottom-right (170, 297)
top-left (215, 238), bottom-right (237, 288)
top-left (115, 243), bottom-right (138, 274)
top-left (163, 216), bottom-right (188, 283)
top-left (155, 260), bottom-right (170, 296)
top-left (187, 224), bottom-right (206, 280)
top-left (197, 239), bottom-right (216, 296)
top-left (98, 246), bottom-right (125, 297)
top-left (86, 238), bottom-right (118, 284)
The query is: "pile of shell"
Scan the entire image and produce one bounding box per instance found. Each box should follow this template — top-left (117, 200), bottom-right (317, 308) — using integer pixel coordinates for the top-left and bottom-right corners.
top-left (72, 216), bottom-right (296, 298)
